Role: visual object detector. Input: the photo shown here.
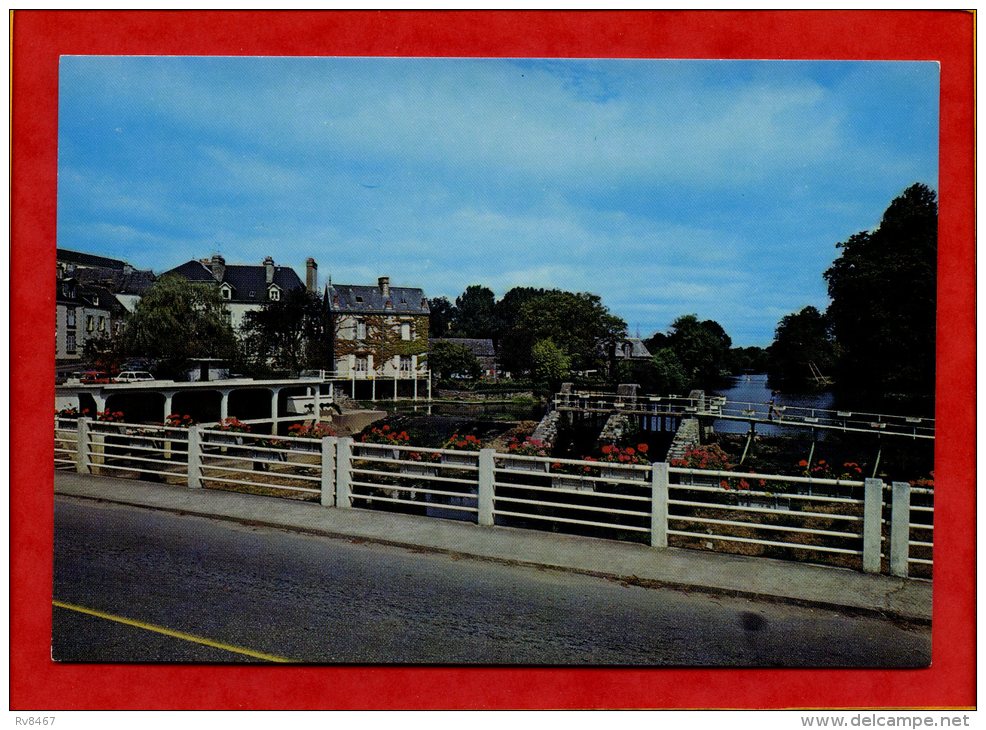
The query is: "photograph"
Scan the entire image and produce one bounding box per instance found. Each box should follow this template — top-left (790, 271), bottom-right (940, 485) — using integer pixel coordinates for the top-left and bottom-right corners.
top-left (51, 54), bottom-right (937, 667)
top-left (10, 9), bottom-right (975, 713)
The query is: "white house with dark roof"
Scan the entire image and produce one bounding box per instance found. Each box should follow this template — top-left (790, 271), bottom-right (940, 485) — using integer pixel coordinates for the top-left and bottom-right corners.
top-left (328, 276), bottom-right (430, 383)
top-left (162, 254), bottom-right (312, 331)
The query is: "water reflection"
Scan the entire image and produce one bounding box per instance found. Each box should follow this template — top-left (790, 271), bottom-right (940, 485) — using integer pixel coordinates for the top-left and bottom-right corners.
top-left (713, 373), bottom-right (834, 436)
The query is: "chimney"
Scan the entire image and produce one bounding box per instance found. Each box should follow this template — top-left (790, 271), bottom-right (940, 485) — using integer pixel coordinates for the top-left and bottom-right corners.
top-left (306, 258), bottom-right (318, 293)
top-left (378, 276), bottom-right (390, 298)
top-left (210, 254), bottom-right (225, 282)
top-left (263, 256), bottom-right (275, 284)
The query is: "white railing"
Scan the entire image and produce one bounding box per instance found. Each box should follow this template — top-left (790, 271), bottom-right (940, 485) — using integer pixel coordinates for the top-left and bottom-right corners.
top-left (54, 417), bottom-right (80, 470)
top-left (553, 391), bottom-right (936, 439)
top-left (345, 442), bottom-right (480, 519)
top-left (57, 418), bottom-right (932, 578)
top-left (196, 427), bottom-right (329, 502)
top-left (83, 419), bottom-right (192, 484)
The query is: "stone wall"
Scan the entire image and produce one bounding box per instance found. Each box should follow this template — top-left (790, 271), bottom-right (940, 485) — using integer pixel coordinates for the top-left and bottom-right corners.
top-left (665, 418), bottom-right (700, 462)
top-left (531, 409), bottom-right (561, 446)
top-left (599, 412), bottom-right (633, 444)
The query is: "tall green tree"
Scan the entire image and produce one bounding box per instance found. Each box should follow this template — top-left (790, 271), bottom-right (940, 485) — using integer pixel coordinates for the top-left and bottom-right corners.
top-left (666, 314), bottom-right (732, 387)
top-left (452, 285), bottom-right (496, 339)
top-left (766, 306), bottom-right (835, 389)
top-left (427, 296), bottom-right (457, 337)
top-left (493, 286), bottom-right (547, 373)
top-left (824, 183), bottom-right (937, 410)
top-left (240, 288), bottom-right (331, 374)
top-left (122, 274), bottom-right (238, 378)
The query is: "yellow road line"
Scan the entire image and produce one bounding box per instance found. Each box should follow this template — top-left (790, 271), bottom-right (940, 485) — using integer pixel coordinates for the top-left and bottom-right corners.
top-left (52, 599), bottom-right (296, 663)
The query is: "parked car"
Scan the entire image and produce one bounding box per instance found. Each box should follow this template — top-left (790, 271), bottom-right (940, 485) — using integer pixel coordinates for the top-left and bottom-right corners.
top-left (113, 371), bottom-right (155, 383)
top-left (80, 370), bottom-right (112, 384)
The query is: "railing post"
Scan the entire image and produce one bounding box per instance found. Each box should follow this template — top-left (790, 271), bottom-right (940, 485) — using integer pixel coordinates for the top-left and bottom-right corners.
top-left (862, 477), bottom-right (884, 573)
top-left (651, 461), bottom-right (669, 548)
top-left (477, 448), bottom-right (495, 526)
top-left (889, 480), bottom-right (912, 578)
top-left (335, 437), bottom-right (353, 509)
top-left (187, 426), bottom-right (202, 489)
top-left (321, 436), bottom-right (337, 508)
top-left (75, 417), bottom-right (91, 474)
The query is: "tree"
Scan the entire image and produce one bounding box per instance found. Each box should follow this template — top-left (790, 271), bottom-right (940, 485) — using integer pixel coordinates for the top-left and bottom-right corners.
top-left (428, 341), bottom-right (482, 381)
top-left (452, 285), bottom-right (496, 339)
top-left (824, 183), bottom-right (937, 410)
top-left (512, 290), bottom-right (626, 373)
top-left (766, 306), bottom-right (835, 389)
top-left (649, 347), bottom-right (689, 394)
top-left (240, 288), bottom-right (331, 374)
top-left (122, 275), bottom-right (238, 379)
top-left (493, 286), bottom-right (547, 374)
top-left (428, 296), bottom-right (457, 337)
top-left (666, 314), bottom-right (732, 387)
top-left (728, 346), bottom-right (769, 375)
top-left (530, 338), bottom-right (570, 395)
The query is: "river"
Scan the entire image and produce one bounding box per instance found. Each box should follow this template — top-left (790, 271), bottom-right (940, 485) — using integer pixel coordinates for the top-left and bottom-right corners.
top-left (712, 373), bottom-right (834, 436)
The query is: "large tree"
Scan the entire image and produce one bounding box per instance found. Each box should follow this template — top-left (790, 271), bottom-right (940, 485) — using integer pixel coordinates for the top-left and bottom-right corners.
top-left (427, 296), bottom-right (457, 338)
top-left (493, 286), bottom-right (547, 373)
top-left (240, 288), bottom-right (331, 374)
top-left (122, 274), bottom-right (238, 378)
top-left (766, 306), bottom-right (835, 389)
top-left (824, 183), bottom-right (937, 410)
top-left (511, 290), bottom-right (626, 374)
top-left (451, 285), bottom-right (496, 339)
top-left (530, 338), bottom-right (571, 395)
top-left (665, 314), bottom-right (733, 387)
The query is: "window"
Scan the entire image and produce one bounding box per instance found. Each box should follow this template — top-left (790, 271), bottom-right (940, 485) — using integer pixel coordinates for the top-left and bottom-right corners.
top-left (355, 356), bottom-right (368, 372)
top-left (221, 286), bottom-right (232, 300)
top-left (66, 333), bottom-right (77, 354)
top-left (269, 287), bottom-right (280, 301)
top-left (356, 320), bottom-right (367, 340)
top-left (400, 322), bottom-right (412, 341)
top-left (66, 309), bottom-right (76, 328)
top-left (86, 315), bottom-right (95, 332)
top-left (355, 296), bottom-right (364, 304)
top-left (98, 316), bottom-right (106, 332)
top-left (400, 356), bottom-right (413, 372)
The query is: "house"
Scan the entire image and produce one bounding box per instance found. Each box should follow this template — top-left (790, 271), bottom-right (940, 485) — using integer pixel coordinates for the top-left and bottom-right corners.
top-left (328, 276), bottom-right (430, 380)
top-left (161, 254), bottom-right (311, 331)
top-left (56, 249), bottom-right (156, 373)
top-left (429, 337), bottom-right (498, 379)
top-left (613, 337), bottom-right (652, 361)
top-left (55, 277), bottom-right (115, 369)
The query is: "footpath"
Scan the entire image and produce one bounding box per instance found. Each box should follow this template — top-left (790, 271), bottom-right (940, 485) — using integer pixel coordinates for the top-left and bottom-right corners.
top-left (55, 471), bottom-right (931, 624)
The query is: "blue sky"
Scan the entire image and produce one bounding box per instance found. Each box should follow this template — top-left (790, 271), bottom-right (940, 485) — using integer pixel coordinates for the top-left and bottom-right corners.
top-left (57, 57), bottom-right (939, 346)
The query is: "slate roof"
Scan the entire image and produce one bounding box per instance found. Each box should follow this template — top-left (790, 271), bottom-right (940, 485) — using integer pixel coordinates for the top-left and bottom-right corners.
top-left (430, 338), bottom-right (496, 358)
top-left (163, 259), bottom-right (305, 304)
top-left (74, 266), bottom-right (156, 295)
top-left (617, 337), bottom-right (652, 359)
top-left (57, 248), bottom-right (130, 270)
top-left (329, 283), bottom-right (429, 315)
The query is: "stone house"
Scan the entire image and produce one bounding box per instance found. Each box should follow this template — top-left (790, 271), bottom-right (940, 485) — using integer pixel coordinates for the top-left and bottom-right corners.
top-left (162, 254), bottom-right (312, 331)
top-left (328, 276), bottom-right (430, 379)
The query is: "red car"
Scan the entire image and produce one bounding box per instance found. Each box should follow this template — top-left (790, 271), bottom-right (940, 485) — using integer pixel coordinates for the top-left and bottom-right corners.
top-left (80, 370), bottom-right (112, 384)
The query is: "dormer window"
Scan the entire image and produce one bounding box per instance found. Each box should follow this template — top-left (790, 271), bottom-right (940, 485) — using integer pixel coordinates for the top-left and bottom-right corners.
top-left (268, 286), bottom-right (281, 301)
top-left (355, 296), bottom-right (364, 304)
top-left (220, 284), bottom-right (233, 300)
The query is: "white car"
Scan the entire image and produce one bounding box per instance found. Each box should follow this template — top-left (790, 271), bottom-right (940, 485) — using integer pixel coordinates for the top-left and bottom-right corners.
top-left (113, 371), bottom-right (155, 383)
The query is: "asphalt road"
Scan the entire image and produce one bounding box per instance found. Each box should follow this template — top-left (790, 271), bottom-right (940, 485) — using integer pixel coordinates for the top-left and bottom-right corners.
top-left (52, 496), bottom-right (930, 666)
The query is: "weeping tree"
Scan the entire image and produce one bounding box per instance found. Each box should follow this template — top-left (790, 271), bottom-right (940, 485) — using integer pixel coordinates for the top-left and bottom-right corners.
top-left (122, 274), bottom-right (238, 379)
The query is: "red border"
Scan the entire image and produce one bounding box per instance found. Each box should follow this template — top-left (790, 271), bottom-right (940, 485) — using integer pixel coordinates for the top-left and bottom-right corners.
top-left (11, 10), bottom-right (975, 710)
